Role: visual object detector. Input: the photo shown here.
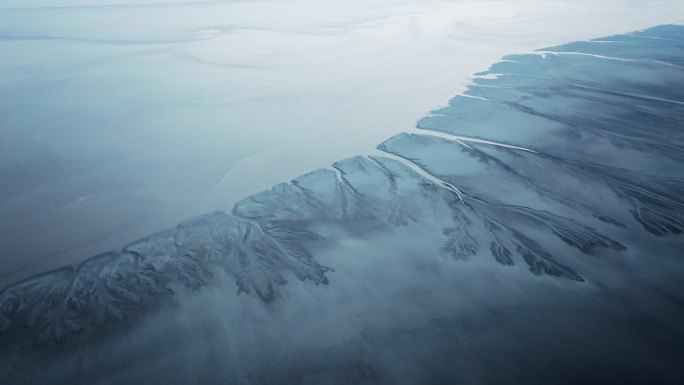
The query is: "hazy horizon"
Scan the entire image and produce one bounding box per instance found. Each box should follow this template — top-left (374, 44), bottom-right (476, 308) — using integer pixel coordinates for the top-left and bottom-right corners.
top-left (1, 0), bottom-right (683, 287)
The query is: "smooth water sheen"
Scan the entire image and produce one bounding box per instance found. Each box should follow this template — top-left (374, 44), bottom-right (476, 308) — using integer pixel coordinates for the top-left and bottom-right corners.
top-left (0, 24), bottom-right (683, 385)
top-left (1, 0), bottom-right (683, 287)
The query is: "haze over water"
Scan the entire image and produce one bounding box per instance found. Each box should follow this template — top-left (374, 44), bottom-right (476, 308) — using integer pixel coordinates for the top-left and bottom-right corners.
top-left (1, 0), bottom-right (683, 286)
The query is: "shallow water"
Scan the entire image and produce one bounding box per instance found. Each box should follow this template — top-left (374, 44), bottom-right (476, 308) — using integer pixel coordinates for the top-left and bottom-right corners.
top-left (1, 18), bottom-right (683, 385)
top-left (1, 0), bottom-right (683, 289)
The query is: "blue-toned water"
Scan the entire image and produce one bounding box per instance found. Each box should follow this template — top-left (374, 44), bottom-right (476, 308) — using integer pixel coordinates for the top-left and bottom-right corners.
top-left (1, 24), bottom-right (683, 385)
top-left (1, 0), bottom-right (682, 288)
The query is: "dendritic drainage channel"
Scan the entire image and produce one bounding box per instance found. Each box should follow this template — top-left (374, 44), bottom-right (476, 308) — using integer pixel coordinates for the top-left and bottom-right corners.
top-left (1, 24), bottom-right (683, 348)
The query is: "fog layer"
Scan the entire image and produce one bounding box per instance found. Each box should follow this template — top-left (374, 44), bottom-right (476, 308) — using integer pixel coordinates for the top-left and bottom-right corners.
top-left (2, 0), bottom-right (684, 285)
top-left (1, 24), bottom-right (683, 385)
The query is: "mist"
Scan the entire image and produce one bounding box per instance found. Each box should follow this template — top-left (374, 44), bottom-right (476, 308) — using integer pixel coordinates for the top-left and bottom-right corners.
top-left (2, 0), bottom-right (683, 285)
top-left (1, 3), bottom-right (684, 385)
